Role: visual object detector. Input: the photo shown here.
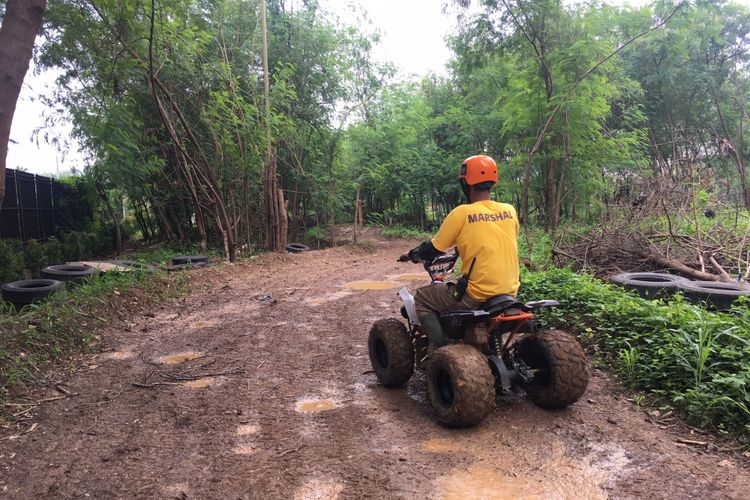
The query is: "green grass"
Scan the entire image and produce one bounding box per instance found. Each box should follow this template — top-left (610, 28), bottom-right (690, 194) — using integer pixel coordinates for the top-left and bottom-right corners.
top-left (520, 268), bottom-right (750, 435)
top-left (0, 257), bottom-right (191, 417)
top-left (379, 224), bottom-right (434, 241)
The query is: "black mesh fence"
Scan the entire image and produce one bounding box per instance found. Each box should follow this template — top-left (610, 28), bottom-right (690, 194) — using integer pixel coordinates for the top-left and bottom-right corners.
top-left (0, 169), bottom-right (90, 241)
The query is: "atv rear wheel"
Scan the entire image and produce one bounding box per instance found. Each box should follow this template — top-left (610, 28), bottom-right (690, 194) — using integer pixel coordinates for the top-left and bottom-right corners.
top-left (368, 318), bottom-right (414, 387)
top-left (426, 344), bottom-right (495, 426)
top-left (515, 329), bottom-right (589, 409)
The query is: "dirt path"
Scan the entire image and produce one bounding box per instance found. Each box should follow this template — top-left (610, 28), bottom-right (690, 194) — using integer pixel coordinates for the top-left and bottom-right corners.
top-left (1, 232), bottom-right (749, 499)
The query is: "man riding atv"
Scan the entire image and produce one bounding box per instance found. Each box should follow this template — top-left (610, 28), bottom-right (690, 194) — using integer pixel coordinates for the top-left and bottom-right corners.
top-left (374, 154), bottom-right (588, 426)
top-left (401, 154), bottom-right (520, 351)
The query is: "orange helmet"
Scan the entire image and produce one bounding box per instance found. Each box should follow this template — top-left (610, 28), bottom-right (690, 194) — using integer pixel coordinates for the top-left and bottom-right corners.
top-left (460, 155), bottom-right (498, 186)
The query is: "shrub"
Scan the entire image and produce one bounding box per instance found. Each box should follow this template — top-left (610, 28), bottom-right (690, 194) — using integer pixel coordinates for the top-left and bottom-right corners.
top-left (520, 268), bottom-right (750, 434)
top-left (23, 239), bottom-right (48, 277)
top-left (0, 240), bottom-right (24, 284)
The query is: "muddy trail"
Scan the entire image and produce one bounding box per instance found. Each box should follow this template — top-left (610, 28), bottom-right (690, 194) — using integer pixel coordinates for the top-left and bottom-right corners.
top-left (1, 231), bottom-right (749, 499)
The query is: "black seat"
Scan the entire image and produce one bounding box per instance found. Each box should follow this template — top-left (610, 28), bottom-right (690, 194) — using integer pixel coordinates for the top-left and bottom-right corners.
top-left (479, 294), bottom-right (517, 315)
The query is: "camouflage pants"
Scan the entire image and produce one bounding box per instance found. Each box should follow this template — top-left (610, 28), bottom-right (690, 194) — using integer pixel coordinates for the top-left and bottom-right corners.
top-left (414, 282), bottom-right (480, 318)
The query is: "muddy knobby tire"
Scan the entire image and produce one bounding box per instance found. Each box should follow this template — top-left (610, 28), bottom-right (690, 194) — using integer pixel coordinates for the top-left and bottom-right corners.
top-left (516, 329), bottom-right (589, 409)
top-left (426, 344), bottom-right (495, 426)
top-left (368, 318), bottom-right (414, 387)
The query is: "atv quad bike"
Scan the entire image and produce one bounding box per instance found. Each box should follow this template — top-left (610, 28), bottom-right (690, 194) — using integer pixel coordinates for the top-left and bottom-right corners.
top-left (368, 249), bottom-right (589, 426)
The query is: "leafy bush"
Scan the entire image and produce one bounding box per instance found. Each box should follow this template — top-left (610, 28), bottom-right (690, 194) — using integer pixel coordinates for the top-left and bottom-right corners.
top-left (23, 239), bottom-right (48, 277)
top-left (520, 268), bottom-right (750, 434)
top-left (0, 240), bottom-right (24, 284)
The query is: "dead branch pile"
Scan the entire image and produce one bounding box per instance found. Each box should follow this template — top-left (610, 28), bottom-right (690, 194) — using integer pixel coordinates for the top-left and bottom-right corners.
top-left (552, 205), bottom-right (750, 287)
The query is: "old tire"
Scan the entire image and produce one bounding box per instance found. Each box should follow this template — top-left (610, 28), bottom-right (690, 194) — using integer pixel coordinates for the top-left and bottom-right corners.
top-left (678, 281), bottom-right (750, 310)
top-left (41, 264), bottom-right (99, 283)
top-left (1, 279), bottom-right (65, 306)
top-left (368, 318), bottom-right (414, 387)
top-left (286, 243), bottom-right (311, 253)
top-left (171, 255), bottom-right (208, 265)
top-left (515, 329), bottom-right (589, 409)
top-left (609, 272), bottom-right (687, 299)
top-left (166, 262), bottom-right (209, 272)
top-left (426, 344), bottom-right (495, 426)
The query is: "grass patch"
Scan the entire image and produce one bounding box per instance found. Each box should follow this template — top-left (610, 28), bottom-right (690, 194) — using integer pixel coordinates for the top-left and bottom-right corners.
top-left (379, 224), bottom-right (434, 240)
top-left (519, 268), bottom-right (750, 435)
top-left (0, 261), bottom-right (191, 418)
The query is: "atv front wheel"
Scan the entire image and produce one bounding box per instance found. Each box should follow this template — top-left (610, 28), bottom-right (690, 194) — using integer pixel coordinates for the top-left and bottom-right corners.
top-left (368, 319), bottom-right (414, 387)
top-left (426, 344), bottom-right (495, 426)
top-left (515, 329), bottom-right (589, 409)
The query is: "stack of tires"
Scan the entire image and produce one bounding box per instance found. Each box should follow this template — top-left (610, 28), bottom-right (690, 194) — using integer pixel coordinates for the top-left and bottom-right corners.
top-left (1, 264), bottom-right (100, 308)
top-left (609, 272), bottom-right (750, 311)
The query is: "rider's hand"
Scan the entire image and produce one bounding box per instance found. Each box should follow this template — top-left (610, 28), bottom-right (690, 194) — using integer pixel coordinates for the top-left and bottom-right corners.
top-left (407, 248), bottom-right (421, 263)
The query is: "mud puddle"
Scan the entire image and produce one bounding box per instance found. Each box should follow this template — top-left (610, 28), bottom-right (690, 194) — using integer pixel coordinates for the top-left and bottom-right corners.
top-left (306, 290), bottom-right (353, 306)
top-left (395, 274), bottom-right (428, 281)
top-left (343, 280), bottom-right (400, 290)
top-left (296, 398), bottom-right (337, 413)
top-left (101, 350), bottom-right (135, 361)
top-left (237, 424), bottom-right (260, 436)
top-left (232, 443), bottom-right (256, 455)
top-left (294, 479), bottom-right (344, 500)
top-left (433, 436), bottom-right (617, 499)
top-left (157, 351), bottom-right (203, 365)
top-left (424, 438), bottom-right (461, 453)
top-left (191, 320), bottom-right (218, 329)
top-left (182, 377), bottom-right (223, 388)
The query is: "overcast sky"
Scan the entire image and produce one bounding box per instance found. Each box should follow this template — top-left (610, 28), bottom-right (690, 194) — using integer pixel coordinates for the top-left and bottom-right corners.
top-left (0, 0), bottom-right (719, 176)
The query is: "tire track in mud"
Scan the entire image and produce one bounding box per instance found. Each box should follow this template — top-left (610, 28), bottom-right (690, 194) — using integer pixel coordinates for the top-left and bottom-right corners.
top-left (0, 237), bottom-right (749, 498)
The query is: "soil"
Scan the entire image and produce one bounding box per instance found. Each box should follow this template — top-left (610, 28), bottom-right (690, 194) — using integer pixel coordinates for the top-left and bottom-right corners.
top-left (1, 228), bottom-right (749, 499)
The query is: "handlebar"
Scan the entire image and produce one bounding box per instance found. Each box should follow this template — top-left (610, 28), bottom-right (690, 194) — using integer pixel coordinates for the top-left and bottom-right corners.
top-left (398, 247), bottom-right (458, 282)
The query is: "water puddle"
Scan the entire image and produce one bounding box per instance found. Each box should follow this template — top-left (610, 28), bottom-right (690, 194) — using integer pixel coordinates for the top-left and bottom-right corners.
top-left (424, 438), bottom-right (460, 453)
top-left (396, 274), bottom-right (428, 281)
top-left (306, 290), bottom-right (352, 306)
top-left (191, 320), bottom-right (217, 329)
top-left (102, 350), bottom-right (135, 360)
top-left (439, 464), bottom-right (546, 500)
top-left (436, 443), bottom-right (608, 500)
top-left (158, 351), bottom-right (203, 365)
top-left (232, 443), bottom-right (256, 455)
top-left (294, 480), bottom-right (344, 500)
top-left (296, 398), bottom-right (337, 413)
top-left (343, 281), bottom-right (400, 291)
top-left (182, 377), bottom-right (220, 388)
top-left (237, 424), bottom-right (260, 436)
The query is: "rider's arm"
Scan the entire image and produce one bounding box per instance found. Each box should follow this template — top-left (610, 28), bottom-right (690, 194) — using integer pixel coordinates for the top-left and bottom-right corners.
top-left (408, 241), bottom-right (441, 263)
top-left (431, 206), bottom-right (466, 252)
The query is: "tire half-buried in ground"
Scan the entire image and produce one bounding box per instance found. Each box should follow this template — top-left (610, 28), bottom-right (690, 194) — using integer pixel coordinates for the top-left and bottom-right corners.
top-left (1, 279), bottom-right (65, 306)
top-left (171, 255), bottom-right (209, 265)
top-left (678, 280), bottom-right (750, 310)
top-left (41, 264), bottom-right (99, 283)
top-left (368, 318), bottom-right (414, 387)
top-left (286, 243), bottom-right (311, 253)
top-left (166, 262), bottom-right (209, 272)
top-left (426, 344), bottom-right (495, 426)
top-left (515, 329), bottom-right (589, 409)
top-left (609, 272), bottom-right (687, 299)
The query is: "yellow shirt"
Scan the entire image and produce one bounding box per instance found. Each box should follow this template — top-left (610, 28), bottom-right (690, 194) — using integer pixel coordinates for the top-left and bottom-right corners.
top-left (431, 200), bottom-right (520, 302)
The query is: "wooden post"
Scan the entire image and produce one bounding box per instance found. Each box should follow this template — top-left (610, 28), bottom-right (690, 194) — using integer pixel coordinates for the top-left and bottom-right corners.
top-left (353, 187), bottom-right (360, 244)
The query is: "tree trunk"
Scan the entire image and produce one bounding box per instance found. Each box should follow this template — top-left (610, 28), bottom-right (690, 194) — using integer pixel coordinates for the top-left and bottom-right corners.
top-left (0, 0), bottom-right (46, 211)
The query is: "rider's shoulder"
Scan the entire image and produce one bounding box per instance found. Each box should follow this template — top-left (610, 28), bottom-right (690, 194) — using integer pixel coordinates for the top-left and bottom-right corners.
top-left (491, 200), bottom-right (517, 212)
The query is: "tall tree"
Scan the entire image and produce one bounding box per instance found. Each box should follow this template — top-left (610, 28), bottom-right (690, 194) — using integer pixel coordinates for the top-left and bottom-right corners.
top-left (0, 0), bottom-right (47, 210)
